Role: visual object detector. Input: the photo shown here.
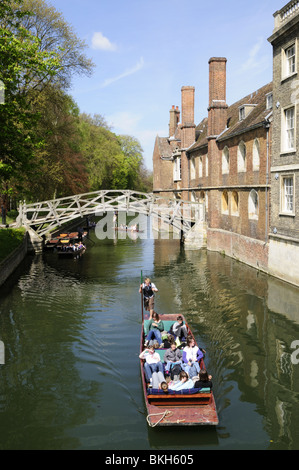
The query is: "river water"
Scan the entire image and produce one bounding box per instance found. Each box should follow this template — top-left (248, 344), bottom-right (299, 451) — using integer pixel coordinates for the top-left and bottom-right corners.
top-left (0, 220), bottom-right (299, 450)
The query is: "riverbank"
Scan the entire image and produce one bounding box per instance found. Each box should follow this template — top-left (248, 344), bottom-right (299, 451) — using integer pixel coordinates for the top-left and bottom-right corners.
top-left (0, 228), bottom-right (28, 287)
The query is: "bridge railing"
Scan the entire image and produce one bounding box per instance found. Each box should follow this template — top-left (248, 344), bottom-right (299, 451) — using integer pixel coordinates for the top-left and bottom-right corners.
top-left (17, 190), bottom-right (204, 238)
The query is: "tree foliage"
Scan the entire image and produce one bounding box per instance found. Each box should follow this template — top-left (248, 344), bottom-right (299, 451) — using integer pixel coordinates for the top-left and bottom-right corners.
top-left (0, 0), bottom-right (152, 207)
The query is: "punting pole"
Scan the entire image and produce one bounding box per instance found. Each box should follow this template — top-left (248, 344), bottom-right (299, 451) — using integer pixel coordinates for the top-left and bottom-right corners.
top-left (141, 270), bottom-right (144, 322)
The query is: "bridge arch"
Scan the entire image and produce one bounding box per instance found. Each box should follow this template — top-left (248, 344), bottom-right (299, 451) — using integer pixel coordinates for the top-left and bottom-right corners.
top-left (16, 190), bottom-right (204, 239)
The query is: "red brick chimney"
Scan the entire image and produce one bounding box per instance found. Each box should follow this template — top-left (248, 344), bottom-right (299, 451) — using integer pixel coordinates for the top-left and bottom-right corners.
top-left (208, 57), bottom-right (228, 138)
top-left (169, 105), bottom-right (180, 137)
top-left (207, 57), bottom-right (228, 228)
top-left (181, 86), bottom-right (196, 197)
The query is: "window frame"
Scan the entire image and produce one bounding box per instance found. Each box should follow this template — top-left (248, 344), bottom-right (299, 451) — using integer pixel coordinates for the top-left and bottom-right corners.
top-left (231, 191), bottom-right (239, 216)
top-left (221, 190), bottom-right (229, 214)
top-left (173, 156), bottom-right (181, 182)
top-left (281, 105), bottom-right (296, 154)
top-left (281, 40), bottom-right (297, 81)
top-left (248, 189), bottom-right (259, 220)
top-left (222, 146), bottom-right (230, 174)
top-left (237, 141), bottom-right (247, 173)
top-left (280, 174), bottom-right (295, 216)
top-left (252, 138), bottom-right (260, 171)
top-left (190, 157), bottom-right (196, 180)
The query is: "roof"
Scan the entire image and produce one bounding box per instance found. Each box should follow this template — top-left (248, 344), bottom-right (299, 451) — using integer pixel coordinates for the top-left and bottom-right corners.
top-left (188, 82), bottom-right (273, 153)
top-left (156, 136), bottom-right (174, 160)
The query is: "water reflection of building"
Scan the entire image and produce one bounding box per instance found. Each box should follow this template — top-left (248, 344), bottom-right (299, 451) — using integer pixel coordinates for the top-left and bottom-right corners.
top-left (153, 239), bottom-right (299, 447)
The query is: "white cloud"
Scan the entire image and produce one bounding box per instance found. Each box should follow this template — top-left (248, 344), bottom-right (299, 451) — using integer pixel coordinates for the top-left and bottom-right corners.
top-left (100, 57), bottom-right (145, 88)
top-left (107, 111), bottom-right (142, 134)
top-left (91, 32), bottom-right (117, 51)
top-left (241, 37), bottom-right (267, 72)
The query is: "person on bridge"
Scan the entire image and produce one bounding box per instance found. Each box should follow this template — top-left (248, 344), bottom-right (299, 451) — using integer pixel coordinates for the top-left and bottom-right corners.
top-left (139, 277), bottom-right (158, 319)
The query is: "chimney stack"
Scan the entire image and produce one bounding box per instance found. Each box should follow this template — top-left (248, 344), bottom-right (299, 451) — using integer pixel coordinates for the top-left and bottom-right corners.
top-left (169, 105), bottom-right (180, 137)
top-left (181, 86), bottom-right (196, 148)
top-left (180, 86), bottom-right (196, 198)
top-left (208, 57), bottom-right (228, 138)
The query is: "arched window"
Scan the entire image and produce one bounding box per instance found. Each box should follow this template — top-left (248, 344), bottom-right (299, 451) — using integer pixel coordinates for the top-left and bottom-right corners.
top-left (231, 191), bottom-right (239, 215)
top-left (198, 156), bottom-right (203, 178)
top-left (199, 191), bottom-right (205, 204)
top-left (252, 139), bottom-right (260, 171)
top-left (222, 146), bottom-right (230, 174)
top-left (249, 190), bottom-right (259, 219)
top-left (190, 157), bottom-right (196, 179)
top-left (221, 191), bottom-right (229, 214)
top-left (237, 141), bottom-right (246, 172)
top-left (191, 191), bottom-right (197, 202)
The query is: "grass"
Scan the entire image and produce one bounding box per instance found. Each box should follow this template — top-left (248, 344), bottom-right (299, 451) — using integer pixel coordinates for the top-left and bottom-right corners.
top-left (0, 228), bottom-right (26, 263)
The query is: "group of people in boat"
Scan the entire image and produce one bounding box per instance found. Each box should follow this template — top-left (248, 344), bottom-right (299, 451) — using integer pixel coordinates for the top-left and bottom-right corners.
top-left (139, 313), bottom-right (212, 393)
top-left (59, 242), bottom-right (86, 252)
top-left (139, 278), bottom-right (212, 393)
top-left (139, 333), bottom-right (212, 393)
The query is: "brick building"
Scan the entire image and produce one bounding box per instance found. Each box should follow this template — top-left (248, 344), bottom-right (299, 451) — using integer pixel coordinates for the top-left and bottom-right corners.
top-left (153, 0), bottom-right (299, 287)
top-left (268, 0), bottom-right (299, 286)
top-left (153, 57), bottom-right (272, 272)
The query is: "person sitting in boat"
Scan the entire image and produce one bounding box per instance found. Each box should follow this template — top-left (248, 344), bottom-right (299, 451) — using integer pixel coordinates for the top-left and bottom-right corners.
top-left (164, 342), bottom-right (183, 375)
top-left (168, 371), bottom-right (194, 391)
top-left (144, 312), bottom-right (164, 346)
top-left (139, 345), bottom-right (164, 384)
top-left (193, 369), bottom-right (213, 390)
top-left (181, 336), bottom-right (203, 378)
top-left (170, 315), bottom-right (188, 342)
top-left (151, 371), bottom-right (166, 390)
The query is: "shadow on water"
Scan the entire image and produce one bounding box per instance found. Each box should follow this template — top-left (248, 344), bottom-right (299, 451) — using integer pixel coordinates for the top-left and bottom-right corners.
top-left (147, 425), bottom-right (219, 449)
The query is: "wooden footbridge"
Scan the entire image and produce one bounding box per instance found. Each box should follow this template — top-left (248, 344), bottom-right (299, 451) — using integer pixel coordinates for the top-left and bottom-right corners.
top-left (16, 190), bottom-right (204, 240)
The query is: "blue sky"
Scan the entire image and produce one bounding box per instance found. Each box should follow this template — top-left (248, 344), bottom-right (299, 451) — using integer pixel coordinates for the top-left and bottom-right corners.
top-left (48, 0), bottom-right (284, 169)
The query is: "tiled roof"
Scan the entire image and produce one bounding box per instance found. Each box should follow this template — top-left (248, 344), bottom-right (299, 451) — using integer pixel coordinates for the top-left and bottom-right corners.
top-left (157, 137), bottom-right (173, 160)
top-left (218, 82), bottom-right (273, 141)
top-left (188, 82), bottom-right (273, 153)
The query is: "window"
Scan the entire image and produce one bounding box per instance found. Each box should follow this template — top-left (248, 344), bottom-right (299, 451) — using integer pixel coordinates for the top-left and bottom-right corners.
top-left (282, 106), bottom-right (295, 152)
top-left (237, 141), bottom-right (246, 172)
top-left (231, 191), bottom-right (239, 216)
top-left (173, 157), bottom-right (181, 181)
top-left (281, 175), bottom-right (294, 214)
top-left (286, 108), bottom-right (295, 149)
top-left (190, 157), bottom-right (196, 180)
top-left (198, 156), bottom-right (203, 178)
top-left (222, 147), bottom-right (230, 174)
top-left (282, 42), bottom-right (297, 79)
top-left (252, 139), bottom-right (260, 171)
top-left (206, 155), bottom-right (209, 177)
top-left (286, 44), bottom-right (296, 75)
top-left (239, 106), bottom-right (245, 121)
top-left (221, 191), bottom-right (229, 214)
top-left (266, 93), bottom-right (273, 110)
top-left (249, 190), bottom-right (259, 219)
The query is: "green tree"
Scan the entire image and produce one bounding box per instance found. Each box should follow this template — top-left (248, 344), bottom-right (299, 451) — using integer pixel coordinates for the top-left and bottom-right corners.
top-left (14, 0), bottom-right (94, 92)
top-left (0, 0), bottom-right (62, 189)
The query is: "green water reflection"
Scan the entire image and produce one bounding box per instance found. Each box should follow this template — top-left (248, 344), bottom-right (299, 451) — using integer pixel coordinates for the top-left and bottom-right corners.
top-left (0, 230), bottom-right (299, 450)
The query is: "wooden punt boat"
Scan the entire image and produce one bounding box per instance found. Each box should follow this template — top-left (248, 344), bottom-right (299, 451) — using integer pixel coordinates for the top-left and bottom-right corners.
top-left (140, 313), bottom-right (219, 427)
top-left (57, 246), bottom-right (86, 258)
